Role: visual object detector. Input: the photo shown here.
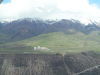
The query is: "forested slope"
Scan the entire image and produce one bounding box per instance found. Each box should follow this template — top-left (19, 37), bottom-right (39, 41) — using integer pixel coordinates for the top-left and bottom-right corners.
top-left (0, 52), bottom-right (100, 75)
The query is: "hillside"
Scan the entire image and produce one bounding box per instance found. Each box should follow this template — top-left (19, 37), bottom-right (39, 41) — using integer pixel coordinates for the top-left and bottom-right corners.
top-left (0, 52), bottom-right (99, 75)
top-left (0, 31), bottom-right (100, 53)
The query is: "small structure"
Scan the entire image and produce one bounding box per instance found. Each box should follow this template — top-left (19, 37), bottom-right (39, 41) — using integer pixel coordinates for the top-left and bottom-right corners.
top-left (34, 46), bottom-right (50, 51)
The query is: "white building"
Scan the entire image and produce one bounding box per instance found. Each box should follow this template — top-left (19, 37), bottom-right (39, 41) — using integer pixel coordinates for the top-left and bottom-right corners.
top-left (34, 46), bottom-right (50, 51)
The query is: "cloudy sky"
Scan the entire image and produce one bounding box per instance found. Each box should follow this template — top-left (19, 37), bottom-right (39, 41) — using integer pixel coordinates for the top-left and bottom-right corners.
top-left (0, 0), bottom-right (100, 24)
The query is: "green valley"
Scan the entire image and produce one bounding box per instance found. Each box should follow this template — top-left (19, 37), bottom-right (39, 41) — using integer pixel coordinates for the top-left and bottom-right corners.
top-left (0, 31), bottom-right (100, 54)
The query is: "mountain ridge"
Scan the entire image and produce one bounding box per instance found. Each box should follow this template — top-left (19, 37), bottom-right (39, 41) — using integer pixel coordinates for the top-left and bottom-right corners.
top-left (0, 18), bottom-right (100, 41)
top-left (0, 18), bottom-right (100, 53)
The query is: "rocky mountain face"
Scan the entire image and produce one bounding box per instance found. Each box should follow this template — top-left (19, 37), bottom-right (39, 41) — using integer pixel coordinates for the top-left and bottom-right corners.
top-left (0, 19), bottom-right (100, 41)
top-left (0, 52), bottom-right (100, 75)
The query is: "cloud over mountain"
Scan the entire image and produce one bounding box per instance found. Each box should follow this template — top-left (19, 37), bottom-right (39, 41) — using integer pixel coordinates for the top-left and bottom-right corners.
top-left (0, 0), bottom-right (100, 24)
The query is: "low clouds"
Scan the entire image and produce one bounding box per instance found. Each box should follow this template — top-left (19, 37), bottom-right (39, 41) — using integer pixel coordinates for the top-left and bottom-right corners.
top-left (0, 0), bottom-right (100, 24)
